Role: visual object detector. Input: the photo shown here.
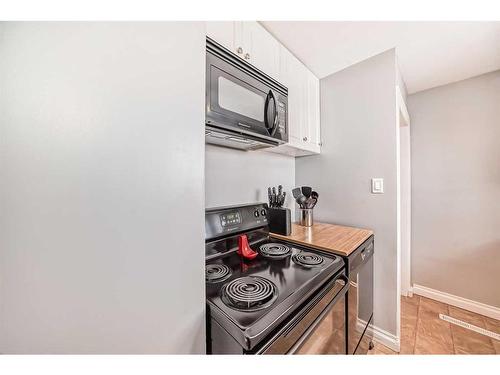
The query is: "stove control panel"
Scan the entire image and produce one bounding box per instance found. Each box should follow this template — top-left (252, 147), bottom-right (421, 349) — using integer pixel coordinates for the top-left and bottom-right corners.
top-left (205, 203), bottom-right (268, 241)
top-left (220, 211), bottom-right (242, 227)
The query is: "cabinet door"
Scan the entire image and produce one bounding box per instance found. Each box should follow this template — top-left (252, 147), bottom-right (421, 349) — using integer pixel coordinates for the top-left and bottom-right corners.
top-left (206, 21), bottom-right (236, 54)
top-left (279, 46), bottom-right (305, 145)
top-left (240, 22), bottom-right (280, 80)
top-left (306, 70), bottom-right (321, 152)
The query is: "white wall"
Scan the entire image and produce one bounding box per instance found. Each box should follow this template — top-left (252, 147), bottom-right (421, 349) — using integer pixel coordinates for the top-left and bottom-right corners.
top-left (408, 70), bottom-right (500, 307)
top-left (0, 22), bottom-right (206, 353)
top-left (396, 61), bottom-right (408, 100)
top-left (205, 145), bottom-right (295, 212)
top-left (296, 50), bottom-right (399, 336)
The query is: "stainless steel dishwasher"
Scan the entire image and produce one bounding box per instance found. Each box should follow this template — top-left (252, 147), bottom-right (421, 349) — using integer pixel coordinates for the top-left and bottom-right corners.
top-left (346, 236), bottom-right (374, 354)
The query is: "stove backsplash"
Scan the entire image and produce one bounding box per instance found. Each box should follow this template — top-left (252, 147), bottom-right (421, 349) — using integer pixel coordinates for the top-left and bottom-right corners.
top-left (205, 145), bottom-right (295, 219)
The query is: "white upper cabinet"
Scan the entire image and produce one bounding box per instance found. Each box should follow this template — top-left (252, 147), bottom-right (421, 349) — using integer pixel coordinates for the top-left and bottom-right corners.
top-left (305, 70), bottom-right (321, 153)
top-left (279, 47), bottom-right (306, 144)
top-left (205, 21), bottom-right (321, 156)
top-left (275, 46), bottom-right (321, 156)
top-left (238, 22), bottom-right (280, 80)
top-left (206, 22), bottom-right (279, 80)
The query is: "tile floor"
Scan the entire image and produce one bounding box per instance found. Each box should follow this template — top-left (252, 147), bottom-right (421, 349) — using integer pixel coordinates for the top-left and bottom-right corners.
top-left (369, 295), bottom-right (500, 355)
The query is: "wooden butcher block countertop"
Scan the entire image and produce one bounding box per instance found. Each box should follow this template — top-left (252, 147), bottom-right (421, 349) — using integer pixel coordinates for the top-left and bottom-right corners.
top-left (270, 222), bottom-right (373, 257)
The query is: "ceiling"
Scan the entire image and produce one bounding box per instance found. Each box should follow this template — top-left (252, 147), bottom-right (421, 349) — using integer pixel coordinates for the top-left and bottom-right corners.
top-left (260, 22), bottom-right (500, 94)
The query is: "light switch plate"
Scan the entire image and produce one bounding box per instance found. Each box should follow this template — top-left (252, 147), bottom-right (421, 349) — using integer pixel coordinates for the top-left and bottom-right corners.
top-left (371, 178), bottom-right (384, 194)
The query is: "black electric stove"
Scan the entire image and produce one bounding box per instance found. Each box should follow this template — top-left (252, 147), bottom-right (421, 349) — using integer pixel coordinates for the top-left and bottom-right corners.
top-left (205, 203), bottom-right (347, 354)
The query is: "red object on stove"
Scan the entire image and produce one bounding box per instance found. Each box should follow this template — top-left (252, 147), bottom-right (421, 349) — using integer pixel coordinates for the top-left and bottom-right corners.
top-left (237, 234), bottom-right (258, 260)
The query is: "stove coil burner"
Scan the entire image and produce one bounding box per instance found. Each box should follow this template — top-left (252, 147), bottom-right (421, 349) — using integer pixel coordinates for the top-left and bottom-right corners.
top-left (292, 252), bottom-right (325, 268)
top-left (221, 276), bottom-right (278, 311)
top-left (206, 264), bottom-right (232, 283)
top-left (259, 243), bottom-right (291, 259)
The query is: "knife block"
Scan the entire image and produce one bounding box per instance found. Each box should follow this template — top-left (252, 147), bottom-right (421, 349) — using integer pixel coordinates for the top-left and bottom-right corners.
top-left (268, 207), bottom-right (291, 236)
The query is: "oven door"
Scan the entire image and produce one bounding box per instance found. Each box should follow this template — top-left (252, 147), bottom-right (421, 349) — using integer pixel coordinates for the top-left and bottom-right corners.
top-left (258, 272), bottom-right (348, 355)
top-left (206, 49), bottom-right (287, 144)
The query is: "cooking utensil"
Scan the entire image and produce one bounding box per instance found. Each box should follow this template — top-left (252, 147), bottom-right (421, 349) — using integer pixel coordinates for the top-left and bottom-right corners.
top-left (310, 191), bottom-right (318, 208)
top-left (292, 187), bottom-right (302, 199)
top-left (301, 186), bottom-right (312, 198)
top-left (304, 197), bottom-right (313, 209)
top-left (296, 194), bottom-right (307, 208)
top-left (307, 197), bottom-right (317, 209)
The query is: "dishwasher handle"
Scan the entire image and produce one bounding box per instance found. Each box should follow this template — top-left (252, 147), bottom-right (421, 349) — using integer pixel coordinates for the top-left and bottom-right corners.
top-left (350, 239), bottom-right (374, 273)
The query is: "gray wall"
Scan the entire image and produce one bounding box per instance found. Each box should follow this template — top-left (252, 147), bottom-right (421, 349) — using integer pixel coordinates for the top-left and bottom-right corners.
top-left (0, 22), bottom-right (206, 353)
top-left (205, 145), bottom-right (295, 211)
top-left (408, 70), bottom-right (500, 307)
top-left (296, 50), bottom-right (399, 336)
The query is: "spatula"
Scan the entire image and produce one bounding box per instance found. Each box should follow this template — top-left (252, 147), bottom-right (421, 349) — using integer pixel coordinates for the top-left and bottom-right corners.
top-left (292, 187), bottom-right (302, 199)
top-left (301, 186), bottom-right (312, 198)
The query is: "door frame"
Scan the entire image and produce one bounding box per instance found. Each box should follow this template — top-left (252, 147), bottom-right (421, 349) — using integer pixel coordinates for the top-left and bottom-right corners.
top-left (396, 85), bottom-right (412, 299)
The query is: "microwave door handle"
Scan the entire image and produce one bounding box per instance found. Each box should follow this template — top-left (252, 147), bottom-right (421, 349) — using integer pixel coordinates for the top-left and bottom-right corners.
top-left (264, 91), bottom-right (271, 131)
top-left (264, 90), bottom-right (279, 136)
top-left (271, 90), bottom-right (278, 136)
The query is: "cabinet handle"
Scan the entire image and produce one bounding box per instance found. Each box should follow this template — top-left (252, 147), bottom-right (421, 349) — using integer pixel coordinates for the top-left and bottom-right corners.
top-left (244, 53), bottom-right (250, 60)
top-left (237, 47), bottom-right (243, 54)
top-left (319, 142), bottom-right (323, 146)
top-left (303, 137), bottom-right (308, 142)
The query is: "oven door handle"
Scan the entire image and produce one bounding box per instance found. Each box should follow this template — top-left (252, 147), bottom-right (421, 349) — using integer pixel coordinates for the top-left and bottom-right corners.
top-left (287, 275), bottom-right (349, 354)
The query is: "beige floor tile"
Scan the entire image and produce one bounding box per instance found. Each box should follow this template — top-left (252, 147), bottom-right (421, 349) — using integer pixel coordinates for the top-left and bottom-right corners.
top-left (400, 313), bottom-right (418, 354)
top-left (449, 306), bottom-right (486, 327)
top-left (400, 324), bottom-right (417, 354)
top-left (417, 308), bottom-right (453, 342)
top-left (400, 296), bottom-right (418, 354)
top-left (451, 326), bottom-right (496, 354)
top-left (419, 296), bottom-right (449, 314)
top-left (448, 306), bottom-right (496, 354)
top-left (402, 295), bottom-right (420, 307)
top-left (368, 342), bottom-right (397, 355)
top-left (483, 316), bottom-right (500, 332)
top-left (414, 297), bottom-right (454, 354)
top-left (482, 316), bottom-right (500, 354)
top-left (414, 332), bottom-right (454, 354)
top-left (402, 298), bottom-right (419, 320)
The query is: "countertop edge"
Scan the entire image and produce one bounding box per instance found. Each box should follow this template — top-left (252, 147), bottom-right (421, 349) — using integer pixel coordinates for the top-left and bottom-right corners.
top-left (270, 222), bottom-right (374, 257)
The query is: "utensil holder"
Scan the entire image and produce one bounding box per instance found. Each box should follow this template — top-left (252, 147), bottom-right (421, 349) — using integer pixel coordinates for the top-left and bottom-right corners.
top-left (298, 208), bottom-right (313, 227)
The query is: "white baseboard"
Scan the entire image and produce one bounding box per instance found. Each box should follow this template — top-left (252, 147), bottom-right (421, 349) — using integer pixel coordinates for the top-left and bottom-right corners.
top-left (401, 285), bottom-right (413, 298)
top-left (412, 284), bottom-right (500, 321)
top-left (367, 324), bottom-right (400, 352)
top-left (357, 319), bottom-right (400, 352)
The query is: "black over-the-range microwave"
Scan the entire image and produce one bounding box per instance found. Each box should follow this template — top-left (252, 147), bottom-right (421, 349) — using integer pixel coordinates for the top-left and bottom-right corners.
top-left (205, 37), bottom-right (288, 151)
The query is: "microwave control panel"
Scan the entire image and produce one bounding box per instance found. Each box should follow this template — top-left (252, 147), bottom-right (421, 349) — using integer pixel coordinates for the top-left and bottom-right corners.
top-left (277, 100), bottom-right (287, 133)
